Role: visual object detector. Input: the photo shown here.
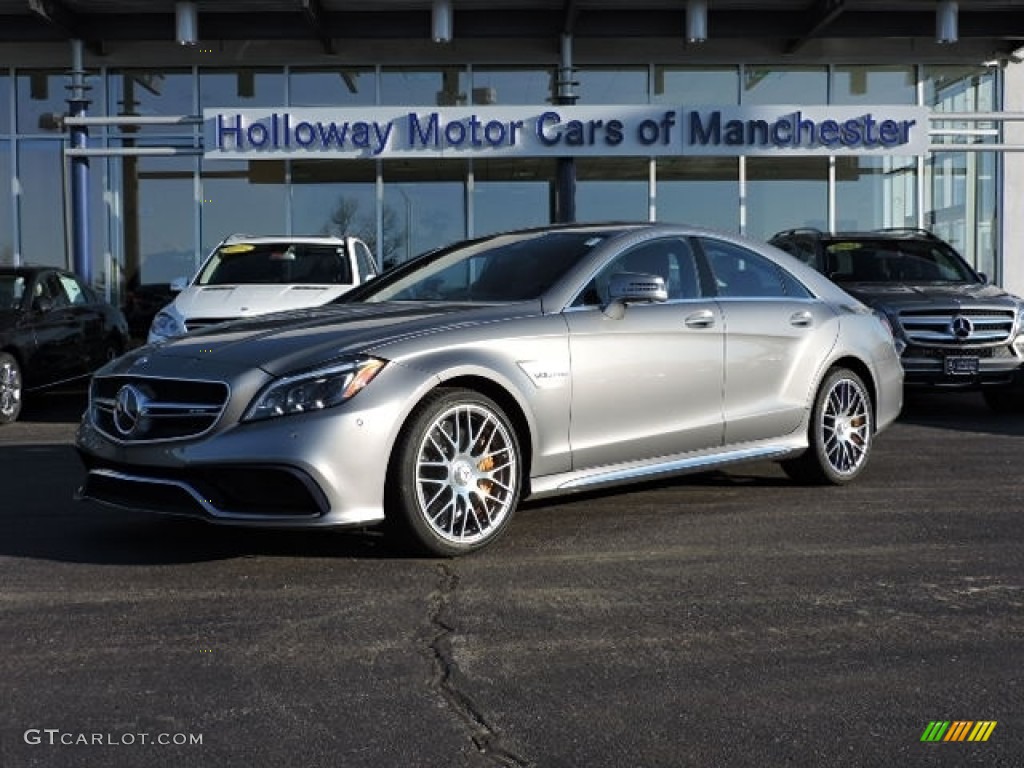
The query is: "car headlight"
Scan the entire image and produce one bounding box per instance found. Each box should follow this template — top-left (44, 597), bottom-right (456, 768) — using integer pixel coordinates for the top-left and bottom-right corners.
top-left (149, 310), bottom-right (186, 341)
top-left (244, 356), bottom-right (386, 422)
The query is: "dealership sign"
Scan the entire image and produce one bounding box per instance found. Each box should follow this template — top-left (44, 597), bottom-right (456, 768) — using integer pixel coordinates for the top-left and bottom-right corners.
top-left (204, 105), bottom-right (929, 160)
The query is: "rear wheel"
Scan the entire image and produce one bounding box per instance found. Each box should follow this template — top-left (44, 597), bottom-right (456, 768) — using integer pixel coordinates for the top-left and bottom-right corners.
top-left (982, 387), bottom-right (1024, 414)
top-left (386, 388), bottom-right (522, 557)
top-left (0, 352), bottom-right (23, 425)
top-left (782, 368), bottom-right (872, 485)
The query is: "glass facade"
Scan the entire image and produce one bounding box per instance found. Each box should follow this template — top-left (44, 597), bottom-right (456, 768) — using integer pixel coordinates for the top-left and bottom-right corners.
top-left (0, 62), bottom-right (1004, 306)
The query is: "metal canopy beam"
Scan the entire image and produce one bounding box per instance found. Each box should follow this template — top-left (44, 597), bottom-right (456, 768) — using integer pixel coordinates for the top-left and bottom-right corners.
top-left (2, 7), bottom-right (1023, 47)
top-left (299, 0), bottom-right (334, 54)
top-left (27, 0), bottom-right (104, 54)
top-left (562, 0), bottom-right (579, 35)
top-left (785, 0), bottom-right (845, 55)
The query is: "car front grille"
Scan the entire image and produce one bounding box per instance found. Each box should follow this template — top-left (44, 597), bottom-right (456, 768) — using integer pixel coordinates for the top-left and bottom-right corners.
top-left (897, 308), bottom-right (1016, 346)
top-left (91, 375), bottom-right (229, 442)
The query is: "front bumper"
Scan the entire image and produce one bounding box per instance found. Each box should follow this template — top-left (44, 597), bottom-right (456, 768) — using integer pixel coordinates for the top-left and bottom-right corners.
top-left (900, 346), bottom-right (1024, 390)
top-left (75, 363), bottom-right (433, 528)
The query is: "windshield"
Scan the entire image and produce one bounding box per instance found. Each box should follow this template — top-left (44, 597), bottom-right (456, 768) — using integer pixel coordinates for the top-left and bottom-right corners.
top-left (824, 239), bottom-right (978, 283)
top-left (197, 243), bottom-right (352, 286)
top-left (0, 275), bottom-right (26, 310)
top-left (345, 229), bottom-right (613, 304)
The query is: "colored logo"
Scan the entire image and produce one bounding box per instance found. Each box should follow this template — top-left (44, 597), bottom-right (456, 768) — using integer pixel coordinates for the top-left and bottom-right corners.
top-left (920, 721), bottom-right (997, 742)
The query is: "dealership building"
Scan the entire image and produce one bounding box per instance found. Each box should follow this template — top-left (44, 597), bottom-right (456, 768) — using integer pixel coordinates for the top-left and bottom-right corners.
top-left (0, 0), bottom-right (1022, 303)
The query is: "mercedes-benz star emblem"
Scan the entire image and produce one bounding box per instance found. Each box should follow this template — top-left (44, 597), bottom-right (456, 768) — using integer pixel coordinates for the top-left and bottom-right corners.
top-left (950, 315), bottom-right (974, 340)
top-left (113, 384), bottom-right (149, 437)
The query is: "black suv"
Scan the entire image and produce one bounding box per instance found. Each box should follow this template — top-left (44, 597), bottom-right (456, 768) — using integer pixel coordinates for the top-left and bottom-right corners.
top-left (769, 228), bottom-right (1024, 413)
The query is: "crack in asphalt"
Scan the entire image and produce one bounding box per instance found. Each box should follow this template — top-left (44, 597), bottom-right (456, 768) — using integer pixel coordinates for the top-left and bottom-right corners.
top-left (428, 563), bottom-right (532, 768)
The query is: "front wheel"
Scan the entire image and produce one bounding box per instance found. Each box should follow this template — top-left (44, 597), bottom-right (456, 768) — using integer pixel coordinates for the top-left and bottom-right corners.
top-left (0, 352), bottom-right (23, 425)
top-left (386, 388), bottom-right (523, 557)
top-left (782, 368), bottom-right (873, 485)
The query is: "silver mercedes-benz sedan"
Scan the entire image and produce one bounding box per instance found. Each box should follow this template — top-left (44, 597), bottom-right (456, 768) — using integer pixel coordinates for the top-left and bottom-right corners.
top-left (76, 223), bottom-right (903, 556)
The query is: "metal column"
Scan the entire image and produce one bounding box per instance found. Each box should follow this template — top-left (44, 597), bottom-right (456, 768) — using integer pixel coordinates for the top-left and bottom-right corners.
top-left (554, 33), bottom-right (577, 224)
top-left (68, 39), bottom-right (91, 283)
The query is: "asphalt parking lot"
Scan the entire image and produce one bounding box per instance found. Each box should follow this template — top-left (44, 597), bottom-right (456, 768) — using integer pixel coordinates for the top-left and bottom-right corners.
top-left (1, 387), bottom-right (1022, 767)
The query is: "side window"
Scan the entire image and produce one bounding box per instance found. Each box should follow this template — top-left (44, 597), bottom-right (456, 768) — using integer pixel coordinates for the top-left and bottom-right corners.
top-left (701, 239), bottom-right (791, 299)
top-left (58, 274), bottom-right (89, 305)
top-left (354, 240), bottom-right (377, 280)
top-left (574, 238), bottom-right (701, 306)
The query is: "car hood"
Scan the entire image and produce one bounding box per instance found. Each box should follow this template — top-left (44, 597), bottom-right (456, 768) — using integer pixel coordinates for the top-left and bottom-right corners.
top-left (115, 301), bottom-right (541, 377)
top-left (172, 283), bottom-right (355, 319)
top-left (837, 281), bottom-right (1022, 312)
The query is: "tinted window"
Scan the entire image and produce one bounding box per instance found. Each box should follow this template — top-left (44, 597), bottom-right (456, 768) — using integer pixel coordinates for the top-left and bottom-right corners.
top-left (355, 230), bottom-right (611, 303)
top-left (823, 238), bottom-right (977, 283)
top-left (701, 239), bottom-right (804, 298)
top-left (0, 275), bottom-right (25, 309)
top-left (198, 243), bottom-right (353, 286)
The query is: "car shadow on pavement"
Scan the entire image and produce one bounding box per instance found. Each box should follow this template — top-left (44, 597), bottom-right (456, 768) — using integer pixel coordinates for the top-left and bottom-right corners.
top-left (897, 390), bottom-right (1024, 436)
top-left (0, 443), bottom-right (392, 566)
top-left (19, 384), bottom-right (90, 424)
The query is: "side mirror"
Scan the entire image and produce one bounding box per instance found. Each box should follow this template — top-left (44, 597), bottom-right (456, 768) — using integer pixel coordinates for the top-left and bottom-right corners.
top-left (170, 276), bottom-right (189, 292)
top-left (977, 272), bottom-right (989, 284)
top-left (607, 272), bottom-right (669, 304)
top-left (603, 272), bottom-right (669, 319)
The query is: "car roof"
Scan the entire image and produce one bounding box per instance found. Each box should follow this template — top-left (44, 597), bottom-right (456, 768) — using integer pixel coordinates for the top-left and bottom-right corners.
top-left (773, 227), bottom-right (942, 243)
top-left (219, 234), bottom-right (350, 246)
top-left (0, 265), bottom-right (60, 277)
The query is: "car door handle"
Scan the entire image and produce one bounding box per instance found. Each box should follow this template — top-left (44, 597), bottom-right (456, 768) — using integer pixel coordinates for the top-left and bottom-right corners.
top-left (685, 310), bottom-right (716, 329)
top-left (789, 310), bottom-right (814, 327)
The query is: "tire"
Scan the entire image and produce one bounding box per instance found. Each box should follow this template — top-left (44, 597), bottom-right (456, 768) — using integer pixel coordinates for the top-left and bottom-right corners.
top-left (782, 367), bottom-right (873, 486)
top-left (386, 387), bottom-right (523, 557)
top-left (982, 388), bottom-right (1024, 414)
top-left (0, 352), bottom-right (23, 425)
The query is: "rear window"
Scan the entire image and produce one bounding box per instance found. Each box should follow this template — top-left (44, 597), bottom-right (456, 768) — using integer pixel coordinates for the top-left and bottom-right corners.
top-left (198, 243), bottom-right (353, 286)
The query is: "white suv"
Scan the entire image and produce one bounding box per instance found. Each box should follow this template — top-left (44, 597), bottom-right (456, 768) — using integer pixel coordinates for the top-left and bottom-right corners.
top-left (148, 234), bottom-right (378, 343)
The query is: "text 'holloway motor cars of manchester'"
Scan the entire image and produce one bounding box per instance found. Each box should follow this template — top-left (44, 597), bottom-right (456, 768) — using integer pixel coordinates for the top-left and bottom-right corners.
top-left (75, 223), bottom-right (903, 556)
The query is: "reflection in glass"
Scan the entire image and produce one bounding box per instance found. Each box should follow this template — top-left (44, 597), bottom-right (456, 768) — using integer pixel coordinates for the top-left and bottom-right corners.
top-left (383, 160), bottom-right (466, 268)
top-left (742, 67), bottom-right (827, 105)
top-left (290, 68), bottom-right (376, 107)
top-left (575, 68), bottom-right (647, 103)
top-left (831, 66), bottom-right (916, 105)
top-left (16, 70), bottom-right (76, 134)
top-left (656, 157), bottom-right (739, 233)
top-left (0, 142), bottom-right (12, 265)
top-left (291, 161), bottom-right (377, 260)
top-left (470, 69), bottom-right (553, 105)
top-left (652, 67), bottom-right (739, 105)
top-left (835, 156), bottom-right (917, 231)
top-left (0, 73), bottom-right (11, 133)
top-left (200, 159), bottom-right (286, 254)
top-left (746, 157), bottom-right (828, 240)
top-left (473, 158), bottom-right (553, 237)
top-left (924, 67), bottom-right (998, 276)
top-left (116, 148), bottom-right (197, 286)
top-left (381, 68), bottom-right (467, 106)
top-left (108, 70), bottom-right (194, 136)
top-left (18, 140), bottom-right (66, 267)
top-left (576, 159), bottom-right (649, 222)
top-left (200, 68), bottom-right (285, 109)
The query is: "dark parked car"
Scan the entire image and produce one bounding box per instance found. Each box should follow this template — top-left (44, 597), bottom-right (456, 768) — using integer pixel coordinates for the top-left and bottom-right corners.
top-left (0, 266), bottom-right (130, 424)
top-left (769, 227), bottom-right (1024, 412)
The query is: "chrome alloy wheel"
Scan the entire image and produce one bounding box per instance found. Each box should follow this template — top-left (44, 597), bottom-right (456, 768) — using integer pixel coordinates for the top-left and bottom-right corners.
top-left (0, 355), bottom-right (22, 422)
top-left (414, 403), bottom-right (518, 545)
top-left (821, 376), bottom-right (871, 477)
